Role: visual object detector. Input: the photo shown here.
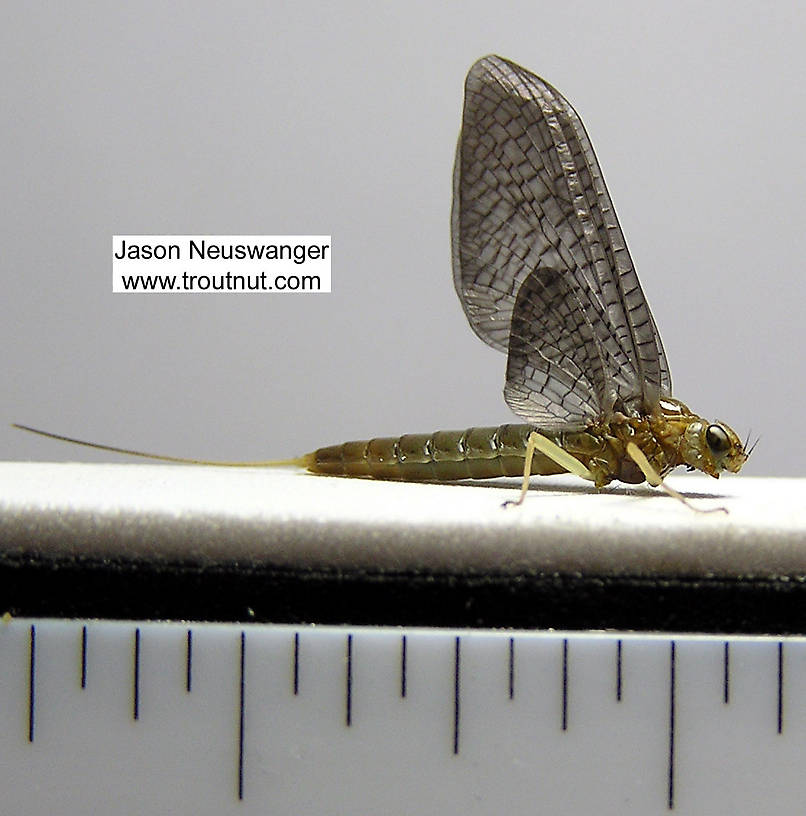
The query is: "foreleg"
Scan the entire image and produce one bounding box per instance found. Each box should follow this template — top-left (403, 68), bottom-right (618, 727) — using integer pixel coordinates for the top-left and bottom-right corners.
top-left (625, 441), bottom-right (727, 514)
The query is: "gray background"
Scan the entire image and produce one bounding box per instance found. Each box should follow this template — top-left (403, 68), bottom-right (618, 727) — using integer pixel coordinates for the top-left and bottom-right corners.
top-left (2, 1), bottom-right (803, 477)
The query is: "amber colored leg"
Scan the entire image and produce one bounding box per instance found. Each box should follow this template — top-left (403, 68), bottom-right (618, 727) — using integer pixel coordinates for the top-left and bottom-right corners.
top-left (625, 441), bottom-right (727, 514)
top-left (504, 431), bottom-right (594, 507)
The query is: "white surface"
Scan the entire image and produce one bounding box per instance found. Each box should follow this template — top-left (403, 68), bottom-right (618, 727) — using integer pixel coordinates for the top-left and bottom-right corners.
top-left (0, 462), bottom-right (804, 578)
top-left (1, 620), bottom-right (804, 815)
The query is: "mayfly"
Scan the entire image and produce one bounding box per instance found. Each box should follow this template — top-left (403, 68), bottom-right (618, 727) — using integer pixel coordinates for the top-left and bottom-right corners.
top-left (16, 55), bottom-right (749, 508)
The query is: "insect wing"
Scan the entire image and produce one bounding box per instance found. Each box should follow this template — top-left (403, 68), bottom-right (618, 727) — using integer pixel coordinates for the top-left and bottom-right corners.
top-left (504, 267), bottom-right (607, 429)
top-left (451, 55), bottom-right (672, 424)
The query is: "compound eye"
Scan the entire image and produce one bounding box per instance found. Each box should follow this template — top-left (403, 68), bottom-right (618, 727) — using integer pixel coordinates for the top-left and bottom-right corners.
top-left (705, 424), bottom-right (730, 456)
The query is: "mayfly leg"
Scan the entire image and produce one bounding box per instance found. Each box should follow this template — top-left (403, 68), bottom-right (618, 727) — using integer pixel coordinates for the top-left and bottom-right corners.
top-left (625, 442), bottom-right (727, 514)
top-left (503, 431), bottom-right (594, 508)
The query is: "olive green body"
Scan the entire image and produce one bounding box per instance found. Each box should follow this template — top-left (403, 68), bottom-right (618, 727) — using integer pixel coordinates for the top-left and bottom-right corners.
top-left (303, 398), bottom-right (747, 487)
top-left (306, 423), bottom-right (626, 483)
top-left (307, 424), bottom-right (553, 481)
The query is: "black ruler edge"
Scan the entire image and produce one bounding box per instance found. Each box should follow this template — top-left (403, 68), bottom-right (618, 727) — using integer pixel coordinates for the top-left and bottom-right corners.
top-left (2, 551), bottom-right (806, 632)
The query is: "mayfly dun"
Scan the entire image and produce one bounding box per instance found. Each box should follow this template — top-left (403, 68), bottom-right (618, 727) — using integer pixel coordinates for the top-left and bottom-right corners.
top-left (16, 56), bottom-right (748, 509)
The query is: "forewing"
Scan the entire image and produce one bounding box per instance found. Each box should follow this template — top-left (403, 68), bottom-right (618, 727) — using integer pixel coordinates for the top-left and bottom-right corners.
top-left (451, 55), bottom-right (672, 420)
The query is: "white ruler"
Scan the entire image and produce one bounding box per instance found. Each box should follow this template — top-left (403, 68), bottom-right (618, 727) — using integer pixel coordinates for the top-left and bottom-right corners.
top-left (0, 619), bottom-right (801, 815)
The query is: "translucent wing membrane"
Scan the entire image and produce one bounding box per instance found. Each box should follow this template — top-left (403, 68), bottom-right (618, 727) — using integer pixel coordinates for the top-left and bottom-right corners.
top-left (505, 268), bottom-right (607, 429)
top-left (452, 55), bottom-right (672, 425)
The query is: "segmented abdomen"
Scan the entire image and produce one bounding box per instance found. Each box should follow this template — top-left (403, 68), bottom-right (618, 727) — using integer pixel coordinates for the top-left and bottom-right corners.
top-left (304, 424), bottom-right (567, 481)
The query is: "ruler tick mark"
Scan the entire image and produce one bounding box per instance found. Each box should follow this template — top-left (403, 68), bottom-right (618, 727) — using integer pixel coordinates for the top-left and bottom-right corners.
top-left (401, 635), bottom-right (407, 698)
top-left (28, 624), bottom-right (35, 743)
top-left (778, 641), bottom-right (784, 734)
top-left (186, 629), bottom-right (192, 693)
top-left (561, 639), bottom-right (568, 730)
top-left (238, 631), bottom-right (246, 801)
top-left (616, 640), bottom-right (622, 702)
top-left (81, 625), bottom-right (88, 690)
top-left (508, 637), bottom-right (515, 700)
top-left (346, 634), bottom-right (353, 726)
top-left (133, 628), bottom-right (141, 721)
top-left (723, 641), bottom-right (729, 704)
top-left (668, 640), bottom-right (676, 810)
top-left (293, 632), bottom-right (299, 695)
top-left (453, 636), bottom-right (461, 754)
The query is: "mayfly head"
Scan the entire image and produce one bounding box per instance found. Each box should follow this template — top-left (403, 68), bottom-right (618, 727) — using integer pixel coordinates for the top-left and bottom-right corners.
top-left (682, 419), bottom-right (748, 478)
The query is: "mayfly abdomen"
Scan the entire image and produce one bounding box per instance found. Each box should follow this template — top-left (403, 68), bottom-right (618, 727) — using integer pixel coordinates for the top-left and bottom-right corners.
top-left (306, 423), bottom-right (568, 481)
